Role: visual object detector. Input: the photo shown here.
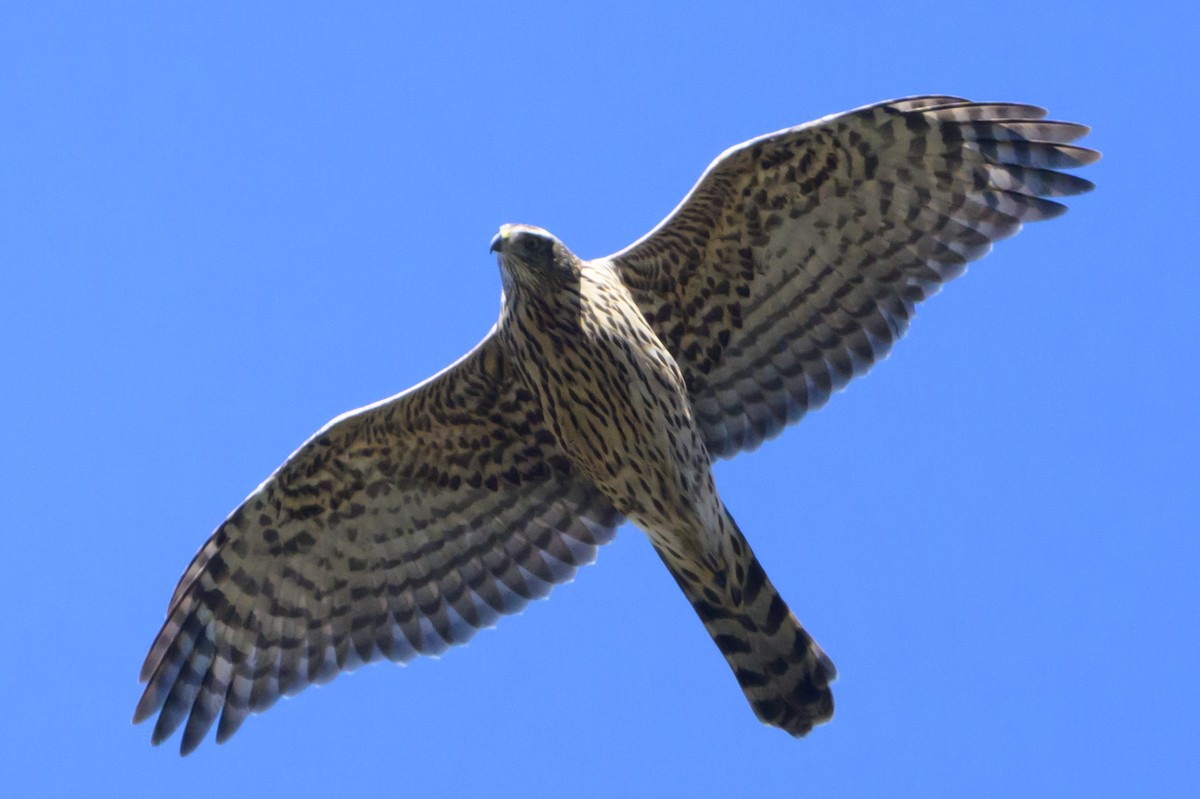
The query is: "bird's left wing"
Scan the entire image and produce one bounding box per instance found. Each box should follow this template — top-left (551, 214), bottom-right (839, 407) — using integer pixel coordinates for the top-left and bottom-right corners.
top-left (607, 96), bottom-right (1097, 459)
top-left (134, 329), bottom-right (622, 754)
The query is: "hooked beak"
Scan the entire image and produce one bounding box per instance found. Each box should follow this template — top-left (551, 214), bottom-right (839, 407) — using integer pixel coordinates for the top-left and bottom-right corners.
top-left (490, 224), bottom-right (511, 254)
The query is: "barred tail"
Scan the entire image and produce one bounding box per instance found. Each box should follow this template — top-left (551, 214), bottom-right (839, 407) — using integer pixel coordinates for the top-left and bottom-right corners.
top-left (659, 515), bottom-right (836, 736)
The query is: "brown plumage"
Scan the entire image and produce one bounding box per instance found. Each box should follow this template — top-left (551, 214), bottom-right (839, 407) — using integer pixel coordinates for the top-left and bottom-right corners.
top-left (135, 96), bottom-right (1096, 753)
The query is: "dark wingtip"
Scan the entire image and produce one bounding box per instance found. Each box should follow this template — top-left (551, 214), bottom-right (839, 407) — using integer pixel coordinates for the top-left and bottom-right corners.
top-left (1065, 145), bottom-right (1102, 168)
top-left (179, 731), bottom-right (203, 757)
top-left (132, 685), bottom-right (159, 725)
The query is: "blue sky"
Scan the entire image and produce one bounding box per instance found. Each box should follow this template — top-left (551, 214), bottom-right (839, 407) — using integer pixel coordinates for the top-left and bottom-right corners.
top-left (3, 2), bottom-right (1197, 796)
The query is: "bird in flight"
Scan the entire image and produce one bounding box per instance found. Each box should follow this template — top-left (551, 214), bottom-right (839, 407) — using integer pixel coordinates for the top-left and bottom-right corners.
top-left (135, 96), bottom-right (1097, 754)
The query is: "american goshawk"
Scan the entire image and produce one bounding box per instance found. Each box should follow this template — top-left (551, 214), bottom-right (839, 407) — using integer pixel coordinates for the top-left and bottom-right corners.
top-left (135, 96), bottom-right (1097, 753)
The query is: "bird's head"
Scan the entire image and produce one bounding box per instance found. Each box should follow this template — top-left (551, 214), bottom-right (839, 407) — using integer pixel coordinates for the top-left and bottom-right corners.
top-left (490, 224), bottom-right (578, 295)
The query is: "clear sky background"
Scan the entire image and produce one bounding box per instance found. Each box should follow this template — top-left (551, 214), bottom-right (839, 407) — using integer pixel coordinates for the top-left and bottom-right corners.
top-left (2, 2), bottom-right (1197, 796)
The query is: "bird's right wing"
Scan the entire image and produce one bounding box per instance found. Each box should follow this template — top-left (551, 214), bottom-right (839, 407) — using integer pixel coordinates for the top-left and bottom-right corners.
top-left (134, 328), bottom-right (622, 754)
